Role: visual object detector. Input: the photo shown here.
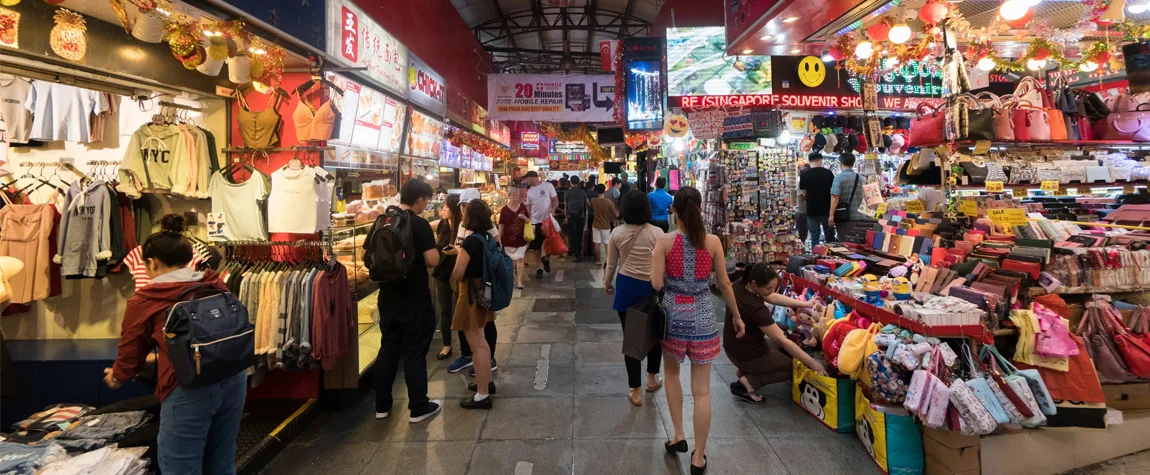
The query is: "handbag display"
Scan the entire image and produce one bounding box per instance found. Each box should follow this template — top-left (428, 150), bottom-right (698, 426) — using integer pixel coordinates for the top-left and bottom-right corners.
top-left (958, 94), bottom-right (996, 141)
top-left (1042, 88), bottom-right (1069, 141)
top-left (948, 380), bottom-right (998, 435)
top-left (1097, 296), bottom-right (1150, 379)
top-left (979, 92), bottom-right (1016, 141)
top-left (1104, 104), bottom-right (1150, 142)
top-left (960, 161), bottom-right (989, 185)
top-left (960, 346), bottom-right (1011, 425)
top-left (909, 103), bottom-right (945, 146)
top-left (1085, 166), bottom-right (1111, 183)
top-left (1013, 104), bottom-right (1051, 142)
top-left (1077, 302), bottom-right (1139, 383)
top-left (1008, 160), bottom-right (1035, 184)
top-left (986, 161), bottom-right (1009, 183)
top-left (1052, 160), bottom-right (1088, 184)
top-left (981, 346), bottom-right (1045, 427)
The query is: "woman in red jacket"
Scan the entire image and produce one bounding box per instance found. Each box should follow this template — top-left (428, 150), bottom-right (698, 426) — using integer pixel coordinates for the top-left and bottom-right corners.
top-left (104, 214), bottom-right (245, 475)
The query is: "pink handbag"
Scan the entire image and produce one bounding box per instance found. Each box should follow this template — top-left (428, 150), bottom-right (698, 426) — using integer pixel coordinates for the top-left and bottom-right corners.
top-left (978, 92), bottom-right (1015, 141)
top-left (1105, 104), bottom-right (1150, 142)
top-left (909, 103), bottom-right (946, 146)
top-left (1034, 303), bottom-right (1080, 358)
top-left (1012, 104), bottom-right (1050, 142)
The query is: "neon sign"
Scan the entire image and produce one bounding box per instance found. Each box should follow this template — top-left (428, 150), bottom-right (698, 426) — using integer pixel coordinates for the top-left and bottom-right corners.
top-left (845, 60), bottom-right (944, 97)
top-left (674, 94), bottom-right (928, 111)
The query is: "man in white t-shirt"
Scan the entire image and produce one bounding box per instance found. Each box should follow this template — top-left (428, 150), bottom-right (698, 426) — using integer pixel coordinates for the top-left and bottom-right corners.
top-left (524, 171), bottom-right (557, 279)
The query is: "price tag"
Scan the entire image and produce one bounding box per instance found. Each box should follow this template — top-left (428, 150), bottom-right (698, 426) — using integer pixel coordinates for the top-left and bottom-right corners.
top-left (987, 208), bottom-right (1028, 233)
top-left (1125, 184), bottom-right (1136, 193)
top-left (985, 181), bottom-right (1005, 193)
top-left (875, 203), bottom-right (888, 218)
top-left (959, 200), bottom-right (978, 216)
top-left (904, 200), bottom-right (925, 213)
top-left (973, 140), bottom-right (992, 156)
top-left (1055, 187), bottom-right (1070, 196)
top-left (1040, 180), bottom-right (1060, 192)
top-left (865, 153), bottom-right (878, 161)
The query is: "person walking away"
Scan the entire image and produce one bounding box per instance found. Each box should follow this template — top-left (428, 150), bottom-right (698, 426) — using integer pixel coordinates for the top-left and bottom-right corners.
top-left (564, 176), bottom-right (590, 262)
top-left (590, 184), bottom-right (617, 264)
top-left (452, 200), bottom-right (499, 408)
top-left (430, 194), bottom-right (462, 360)
top-left (604, 191), bottom-right (664, 406)
top-left (524, 171), bottom-right (558, 279)
top-left (448, 189), bottom-right (499, 376)
top-left (725, 264), bottom-right (827, 404)
top-left (799, 153), bottom-right (836, 248)
top-left (105, 214), bottom-right (249, 474)
top-left (498, 187), bottom-right (530, 288)
top-left (605, 177), bottom-right (623, 214)
top-left (648, 177), bottom-right (673, 233)
top-left (651, 187), bottom-right (744, 474)
top-left (366, 180), bottom-right (443, 422)
top-left (555, 178), bottom-right (570, 253)
top-left (828, 152), bottom-right (867, 240)
top-left (794, 163), bottom-right (810, 246)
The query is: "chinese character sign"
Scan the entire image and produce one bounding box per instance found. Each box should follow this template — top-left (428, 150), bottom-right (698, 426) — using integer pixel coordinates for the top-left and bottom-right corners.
top-left (327, 0), bottom-right (409, 97)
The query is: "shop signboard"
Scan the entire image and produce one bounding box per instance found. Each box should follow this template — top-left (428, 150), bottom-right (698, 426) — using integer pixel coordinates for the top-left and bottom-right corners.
top-left (667, 27), bottom-right (771, 97)
top-left (673, 93), bottom-right (936, 111)
top-left (687, 110), bottom-right (728, 140)
top-left (327, 0), bottom-right (409, 97)
top-left (488, 74), bottom-right (616, 122)
top-left (406, 109), bottom-right (445, 160)
top-left (461, 146), bottom-right (474, 169)
top-left (325, 145), bottom-right (400, 171)
top-left (771, 56), bottom-right (944, 100)
top-left (470, 102), bottom-right (488, 135)
top-left (327, 74), bottom-right (407, 154)
top-left (407, 54), bottom-right (447, 116)
top-left (488, 120), bottom-right (511, 147)
top-left (519, 132), bottom-right (541, 151)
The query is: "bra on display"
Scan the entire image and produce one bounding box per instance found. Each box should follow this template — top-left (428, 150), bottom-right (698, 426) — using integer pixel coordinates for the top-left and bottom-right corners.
top-left (235, 88), bottom-right (285, 149)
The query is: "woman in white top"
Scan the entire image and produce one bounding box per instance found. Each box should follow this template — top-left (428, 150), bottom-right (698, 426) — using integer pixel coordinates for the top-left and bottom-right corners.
top-left (604, 190), bottom-right (665, 406)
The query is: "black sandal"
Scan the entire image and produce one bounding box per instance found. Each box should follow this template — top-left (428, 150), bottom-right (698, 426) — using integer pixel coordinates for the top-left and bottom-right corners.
top-left (664, 439), bottom-right (688, 454)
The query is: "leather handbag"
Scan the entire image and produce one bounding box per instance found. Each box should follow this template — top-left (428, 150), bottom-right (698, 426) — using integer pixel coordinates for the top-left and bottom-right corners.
top-left (909, 102), bottom-right (946, 146)
top-left (958, 94), bottom-right (996, 141)
top-left (1078, 115), bottom-right (1095, 141)
top-left (1013, 104), bottom-right (1051, 142)
top-left (1042, 88), bottom-right (1069, 141)
top-left (1077, 302), bottom-right (1139, 383)
top-left (980, 92), bottom-right (1016, 141)
top-left (1098, 297), bottom-right (1150, 379)
top-left (623, 290), bottom-right (666, 360)
top-left (1105, 104), bottom-right (1150, 142)
top-left (960, 161), bottom-right (989, 185)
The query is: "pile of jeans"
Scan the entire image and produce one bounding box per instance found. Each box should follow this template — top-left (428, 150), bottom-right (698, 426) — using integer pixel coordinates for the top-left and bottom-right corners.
top-left (53, 411), bottom-right (152, 451)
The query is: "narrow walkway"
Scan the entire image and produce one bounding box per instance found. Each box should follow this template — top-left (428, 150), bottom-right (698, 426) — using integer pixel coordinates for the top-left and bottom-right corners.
top-left (260, 259), bottom-right (881, 475)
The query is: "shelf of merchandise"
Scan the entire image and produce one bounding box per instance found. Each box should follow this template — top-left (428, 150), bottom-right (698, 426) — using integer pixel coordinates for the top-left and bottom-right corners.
top-left (952, 181), bottom-right (1148, 191)
top-left (787, 274), bottom-right (995, 344)
top-left (916, 140), bottom-right (1150, 148)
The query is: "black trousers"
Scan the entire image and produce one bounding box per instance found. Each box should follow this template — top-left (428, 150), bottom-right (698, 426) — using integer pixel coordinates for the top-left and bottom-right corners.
top-left (567, 215), bottom-right (586, 259)
top-left (652, 220), bottom-right (670, 233)
top-left (618, 311), bottom-right (662, 388)
top-left (459, 321), bottom-right (498, 359)
top-left (375, 304), bottom-right (435, 412)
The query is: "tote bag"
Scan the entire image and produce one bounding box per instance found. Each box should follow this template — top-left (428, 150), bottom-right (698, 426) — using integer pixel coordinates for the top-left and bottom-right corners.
top-left (623, 291), bottom-right (665, 360)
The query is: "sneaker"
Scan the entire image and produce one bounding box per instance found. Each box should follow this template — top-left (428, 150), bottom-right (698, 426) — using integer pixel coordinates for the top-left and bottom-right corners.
top-left (375, 411), bottom-right (389, 419)
top-left (468, 359), bottom-right (497, 377)
top-left (536, 269), bottom-right (544, 279)
top-left (467, 381), bottom-right (497, 394)
top-left (447, 355), bottom-right (473, 373)
top-left (542, 258), bottom-right (551, 273)
top-left (409, 400), bottom-right (442, 423)
top-left (460, 395), bottom-right (493, 410)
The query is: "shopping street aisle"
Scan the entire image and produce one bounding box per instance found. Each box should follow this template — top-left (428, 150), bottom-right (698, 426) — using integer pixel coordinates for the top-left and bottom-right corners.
top-left (258, 259), bottom-right (882, 475)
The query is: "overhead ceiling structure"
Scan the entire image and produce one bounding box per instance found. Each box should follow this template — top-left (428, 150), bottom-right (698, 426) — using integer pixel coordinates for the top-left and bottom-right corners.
top-left (453, 0), bottom-right (661, 73)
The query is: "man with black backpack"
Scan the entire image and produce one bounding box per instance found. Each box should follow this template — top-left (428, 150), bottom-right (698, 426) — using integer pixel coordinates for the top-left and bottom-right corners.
top-left (365, 180), bottom-right (443, 423)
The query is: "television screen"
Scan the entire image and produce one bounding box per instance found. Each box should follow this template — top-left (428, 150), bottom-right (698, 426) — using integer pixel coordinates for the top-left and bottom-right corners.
top-left (603, 162), bottom-right (625, 174)
top-left (625, 61), bottom-right (664, 130)
top-left (597, 127), bottom-right (625, 145)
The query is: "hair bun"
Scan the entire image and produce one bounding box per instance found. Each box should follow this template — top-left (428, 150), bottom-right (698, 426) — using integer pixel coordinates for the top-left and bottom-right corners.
top-left (160, 213), bottom-right (186, 234)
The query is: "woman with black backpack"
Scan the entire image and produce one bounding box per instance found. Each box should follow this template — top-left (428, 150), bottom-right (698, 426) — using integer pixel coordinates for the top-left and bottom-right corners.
top-left (452, 199), bottom-right (498, 409)
top-left (103, 214), bottom-right (246, 474)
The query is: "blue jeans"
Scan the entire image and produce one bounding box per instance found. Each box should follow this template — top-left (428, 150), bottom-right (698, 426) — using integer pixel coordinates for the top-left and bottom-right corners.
top-left (806, 215), bottom-right (835, 248)
top-left (159, 371), bottom-right (246, 475)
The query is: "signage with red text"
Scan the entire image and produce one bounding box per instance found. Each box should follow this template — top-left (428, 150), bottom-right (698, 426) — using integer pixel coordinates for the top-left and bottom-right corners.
top-left (407, 53), bottom-right (446, 116)
top-left (674, 94), bottom-right (933, 111)
top-left (326, 0), bottom-right (409, 97)
top-left (488, 73), bottom-right (616, 122)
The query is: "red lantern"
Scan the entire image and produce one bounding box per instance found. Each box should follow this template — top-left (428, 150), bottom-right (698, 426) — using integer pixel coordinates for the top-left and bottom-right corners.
top-left (919, 1), bottom-right (949, 25)
top-left (1006, 8), bottom-right (1034, 29)
top-left (1097, 50), bottom-right (1111, 64)
top-left (1033, 48), bottom-right (1050, 61)
top-left (866, 20), bottom-right (891, 43)
top-left (829, 45), bottom-right (846, 61)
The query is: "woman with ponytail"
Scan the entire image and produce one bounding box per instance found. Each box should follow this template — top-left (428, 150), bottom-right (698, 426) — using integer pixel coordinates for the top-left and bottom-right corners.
top-left (105, 214), bottom-right (246, 474)
top-left (651, 187), bottom-right (744, 475)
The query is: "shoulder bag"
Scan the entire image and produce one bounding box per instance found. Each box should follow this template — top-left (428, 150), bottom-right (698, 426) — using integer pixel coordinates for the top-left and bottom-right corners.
top-left (958, 94), bottom-right (996, 141)
top-left (909, 102), bottom-right (946, 146)
top-left (1077, 302), bottom-right (1139, 383)
top-left (834, 173), bottom-right (861, 223)
top-left (981, 92), bottom-right (1015, 141)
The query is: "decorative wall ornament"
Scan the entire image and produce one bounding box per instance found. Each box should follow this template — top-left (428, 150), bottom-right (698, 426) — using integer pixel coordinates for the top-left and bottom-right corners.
top-left (49, 8), bottom-right (86, 61)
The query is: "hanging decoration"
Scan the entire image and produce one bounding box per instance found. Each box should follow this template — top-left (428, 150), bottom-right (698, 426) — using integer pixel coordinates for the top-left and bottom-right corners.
top-left (538, 123), bottom-right (611, 164)
top-left (445, 128), bottom-right (512, 162)
top-left (49, 8), bottom-right (86, 61)
top-left (613, 46), bottom-right (625, 128)
top-left (0, 7), bottom-right (17, 48)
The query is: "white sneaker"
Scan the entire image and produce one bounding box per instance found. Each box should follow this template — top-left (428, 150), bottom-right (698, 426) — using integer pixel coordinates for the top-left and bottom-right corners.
top-left (375, 411), bottom-right (389, 419)
top-left (409, 400), bottom-right (443, 423)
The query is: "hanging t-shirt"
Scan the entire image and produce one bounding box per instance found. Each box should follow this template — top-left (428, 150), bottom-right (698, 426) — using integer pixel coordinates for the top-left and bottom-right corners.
top-left (268, 168), bottom-right (321, 234)
top-left (0, 74), bottom-right (32, 144)
top-left (25, 81), bottom-right (108, 143)
top-left (208, 172), bottom-right (269, 241)
top-left (311, 167), bottom-right (334, 231)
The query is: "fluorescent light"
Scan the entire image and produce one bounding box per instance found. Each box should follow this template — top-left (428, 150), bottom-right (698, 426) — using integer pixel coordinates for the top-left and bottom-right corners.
top-left (783, 17), bottom-right (799, 23)
top-left (741, 49), bottom-right (754, 54)
top-left (822, 54), bottom-right (835, 61)
top-left (760, 34), bottom-right (773, 40)
top-left (790, 48), bottom-right (801, 53)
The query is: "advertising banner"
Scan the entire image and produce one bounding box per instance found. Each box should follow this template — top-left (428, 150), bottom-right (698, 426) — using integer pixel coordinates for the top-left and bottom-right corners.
top-left (327, 0), bottom-right (409, 97)
top-left (408, 54), bottom-right (446, 116)
top-left (623, 37), bottom-right (665, 131)
top-left (406, 109), bottom-right (445, 160)
top-left (487, 74), bottom-right (616, 122)
top-left (771, 56), bottom-right (943, 98)
top-left (327, 74), bottom-right (407, 154)
top-left (488, 120), bottom-right (511, 147)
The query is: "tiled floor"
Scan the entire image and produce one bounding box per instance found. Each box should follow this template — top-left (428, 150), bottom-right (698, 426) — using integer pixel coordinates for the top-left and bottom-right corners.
top-left (260, 259), bottom-right (881, 475)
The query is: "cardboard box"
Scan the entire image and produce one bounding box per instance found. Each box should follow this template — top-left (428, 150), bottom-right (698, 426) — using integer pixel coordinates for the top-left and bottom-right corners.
top-left (923, 427), bottom-right (980, 450)
top-left (1102, 383), bottom-right (1150, 411)
top-left (923, 428), bottom-right (980, 474)
top-left (925, 459), bottom-right (979, 475)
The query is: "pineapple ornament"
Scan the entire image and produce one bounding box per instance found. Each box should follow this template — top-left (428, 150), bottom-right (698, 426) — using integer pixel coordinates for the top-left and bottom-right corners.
top-left (50, 8), bottom-right (86, 61)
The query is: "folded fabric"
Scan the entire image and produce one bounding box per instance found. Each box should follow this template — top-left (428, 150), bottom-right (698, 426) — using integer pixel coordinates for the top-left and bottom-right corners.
top-left (0, 442), bottom-right (68, 474)
top-left (55, 411), bottom-right (152, 451)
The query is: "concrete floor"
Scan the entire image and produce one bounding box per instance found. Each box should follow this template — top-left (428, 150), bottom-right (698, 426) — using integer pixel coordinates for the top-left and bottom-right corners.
top-left (258, 259), bottom-right (885, 475)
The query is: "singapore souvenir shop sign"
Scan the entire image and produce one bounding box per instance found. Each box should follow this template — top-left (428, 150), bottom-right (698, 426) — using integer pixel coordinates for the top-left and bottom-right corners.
top-left (326, 0), bottom-right (409, 98)
top-left (673, 94), bottom-right (932, 111)
top-left (407, 53), bottom-right (446, 116)
top-left (487, 73), bottom-right (616, 122)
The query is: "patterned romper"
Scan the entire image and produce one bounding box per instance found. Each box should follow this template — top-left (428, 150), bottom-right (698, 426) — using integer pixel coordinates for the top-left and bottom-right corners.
top-left (660, 233), bottom-right (721, 364)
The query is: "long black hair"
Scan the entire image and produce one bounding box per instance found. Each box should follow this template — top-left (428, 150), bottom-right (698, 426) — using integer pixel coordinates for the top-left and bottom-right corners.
top-left (672, 186), bottom-right (706, 248)
top-left (142, 214), bottom-right (194, 267)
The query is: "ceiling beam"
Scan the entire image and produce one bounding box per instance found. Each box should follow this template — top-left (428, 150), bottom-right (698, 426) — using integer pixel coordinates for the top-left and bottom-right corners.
top-left (533, 0), bottom-right (546, 51)
top-left (586, 0), bottom-right (597, 53)
top-left (485, 46), bottom-right (602, 58)
top-left (489, 0), bottom-right (517, 49)
top-left (617, 0), bottom-right (635, 38)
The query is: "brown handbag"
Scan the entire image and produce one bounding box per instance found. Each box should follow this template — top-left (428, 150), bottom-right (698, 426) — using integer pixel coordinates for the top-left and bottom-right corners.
top-left (1077, 304), bottom-right (1139, 383)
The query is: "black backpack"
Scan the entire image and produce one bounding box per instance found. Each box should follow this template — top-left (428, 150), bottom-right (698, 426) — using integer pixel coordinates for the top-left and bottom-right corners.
top-left (164, 284), bottom-right (254, 387)
top-left (364, 206), bottom-right (416, 283)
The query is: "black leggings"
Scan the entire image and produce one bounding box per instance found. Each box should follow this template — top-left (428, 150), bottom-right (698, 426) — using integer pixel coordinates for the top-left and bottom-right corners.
top-left (618, 311), bottom-right (662, 388)
top-left (459, 322), bottom-right (498, 359)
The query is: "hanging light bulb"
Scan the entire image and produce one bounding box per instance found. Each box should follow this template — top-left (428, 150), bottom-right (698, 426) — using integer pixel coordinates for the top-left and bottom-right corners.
top-left (856, 40), bottom-right (874, 59)
top-left (978, 56), bottom-right (997, 71)
top-left (889, 6), bottom-right (912, 45)
top-left (1026, 58), bottom-right (1047, 71)
top-left (1000, 0), bottom-right (1029, 21)
top-left (1079, 61), bottom-right (1099, 72)
top-left (1129, 1), bottom-right (1149, 14)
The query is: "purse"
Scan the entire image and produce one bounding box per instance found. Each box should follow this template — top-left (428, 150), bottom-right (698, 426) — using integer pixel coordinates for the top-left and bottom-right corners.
top-left (1077, 302), bottom-right (1139, 383)
top-left (1098, 297), bottom-right (1150, 379)
top-left (981, 346), bottom-right (1045, 427)
top-left (909, 102), bottom-right (946, 146)
top-left (1105, 104), bottom-right (1150, 142)
top-left (865, 351), bottom-right (911, 404)
top-left (523, 221), bottom-right (535, 242)
top-left (1042, 88), bottom-right (1069, 141)
top-left (958, 94), bottom-right (996, 141)
top-left (960, 161), bottom-right (989, 185)
top-left (961, 346), bottom-right (1012, 425)
top-left (948, 379), bottom-right (998, 435)
top-left (1013, 104), bottom-right (1051, 142)
top-left (986, 161), bottom-right (1009, 182)
top-left (1052, 160), bottom-right (1087, 184)
top-left (981, 92), bottom-right (1016, 141)
top-left (1008, 160), bottom-right (1035, 184)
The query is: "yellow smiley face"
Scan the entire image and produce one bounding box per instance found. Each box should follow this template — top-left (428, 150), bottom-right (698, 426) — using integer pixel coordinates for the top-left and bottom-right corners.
top-left (798, 56), bottom-right (826, 87)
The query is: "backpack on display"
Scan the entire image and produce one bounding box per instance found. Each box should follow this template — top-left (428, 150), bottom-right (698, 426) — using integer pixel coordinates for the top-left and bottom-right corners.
top-left (164, 284), bottom-right (254, 387)
top-left (477, 233), bottom-right (515, 311)
top-left (364, 206), bottom-right (415, 283)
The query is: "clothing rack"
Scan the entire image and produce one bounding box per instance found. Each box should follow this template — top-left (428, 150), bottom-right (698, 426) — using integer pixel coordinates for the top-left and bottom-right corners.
top-left (17, 160), bottom-right (87, 179)
top-left (222, 146), bottom-right (334, 154)
top-left (156, 100), bottom-right (202, 112)
top-left (218, 239), bottom-right (334, 263)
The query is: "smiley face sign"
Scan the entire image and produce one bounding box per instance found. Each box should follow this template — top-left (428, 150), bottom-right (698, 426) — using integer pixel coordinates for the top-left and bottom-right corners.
top-left (798, 56), bottom-right (826, 87)
top-left (664, 114), bottom-right (690, 138)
